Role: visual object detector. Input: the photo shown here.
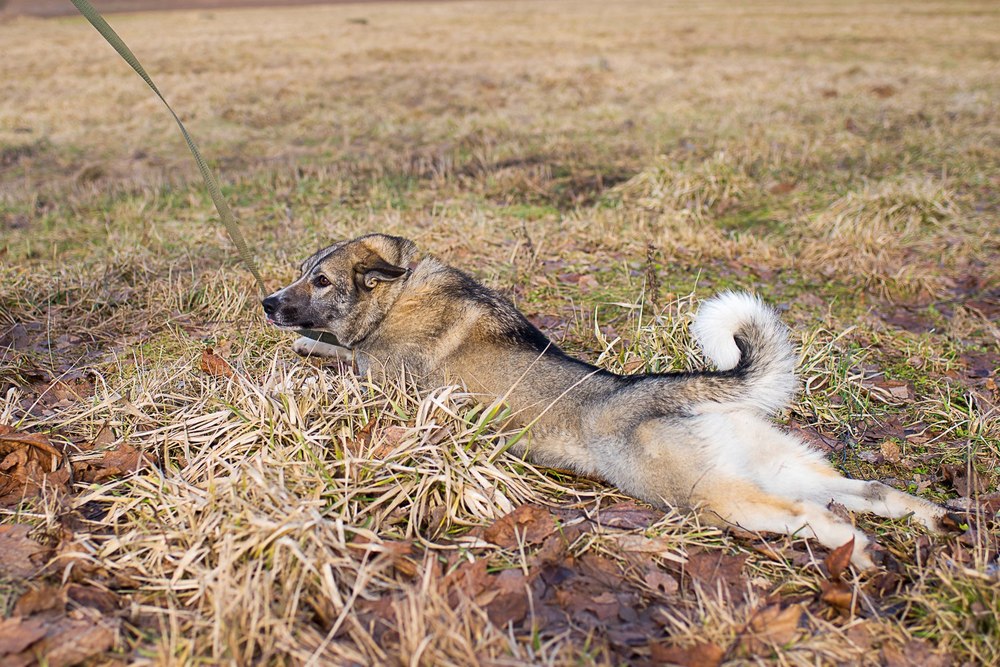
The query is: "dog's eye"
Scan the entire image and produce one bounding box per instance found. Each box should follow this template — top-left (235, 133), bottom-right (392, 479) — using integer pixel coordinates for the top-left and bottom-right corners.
top-left (312, 275), bottom-right (331, 288)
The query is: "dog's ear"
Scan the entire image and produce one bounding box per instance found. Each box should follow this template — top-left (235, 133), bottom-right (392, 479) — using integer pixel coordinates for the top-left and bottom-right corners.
top-left (355, 256), bottom-right (409, 290)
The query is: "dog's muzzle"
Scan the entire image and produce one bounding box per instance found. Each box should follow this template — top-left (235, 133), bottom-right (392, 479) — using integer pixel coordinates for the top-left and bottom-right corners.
top-left (261, 294), bottom-right (310, 328)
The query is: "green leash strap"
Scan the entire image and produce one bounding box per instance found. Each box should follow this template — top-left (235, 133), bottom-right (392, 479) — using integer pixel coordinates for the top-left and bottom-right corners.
top-left (69, 0), bottom-right (344, 348)
top-left (70, 0), bottom-right (266, 295)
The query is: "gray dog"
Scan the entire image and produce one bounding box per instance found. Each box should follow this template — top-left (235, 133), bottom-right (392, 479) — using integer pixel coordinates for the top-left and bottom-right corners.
top-left (263, 233), bottom-right (947, 568)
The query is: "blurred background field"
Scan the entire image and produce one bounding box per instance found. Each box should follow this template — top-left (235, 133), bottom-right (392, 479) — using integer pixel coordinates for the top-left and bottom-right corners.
top-left (1, 1), bottom-right (998, 665)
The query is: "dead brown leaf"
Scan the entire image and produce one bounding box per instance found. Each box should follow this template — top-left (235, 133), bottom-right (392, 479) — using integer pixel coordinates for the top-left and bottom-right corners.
top-left (940, 463), bottom-right (991, 498)
top-left (880, 440), bottom-right (902, 464)
top-left (741, 603), bottom-right (804, 654)
top-left (483, 504), bottom-right (558, 549)
top-left (13, 585), bottom-right (64, 617)
top-left (0, 524), bottom-right (52, 579)
top-left (445, 558), bottom-right (490, 604)
top-left (83, 443), bottom-right (156, 482)
top-left (0, 614), bottom-right (117, 667)
top-left (863, 378), bottom-right (913, 403)
top-left (642, 567), bottom-right (679, 596)
top-left (787, 421), bottom-right (844, 454)
top-left (0, 426), bottom-right (72, 505)
top-left (825, 537), bottom-right (854, 580)
top-left (593, 500), bottom-right (661, 529)
top-left (372, 425), bottom-right (410, 458)
top-left (0, 617), bottom-right (49, 655)
top-left (0, 428), bottom-right (62, 464)
top-left (685, 551), bottom-right (748, 601)
top-left (66, 584), bottom-right (122, 614)
top-left (91, 426), bottom-right (116, 449)
top-left (820, 580), bottom-right (854, 612)
top-left (199, 347), bottom-right (234, 378)
top-left (881, 639), bottom-right (951, 667)
top-left (484, 569), bottom-right (529, 626)
top-left (622, 358), bottom-right (646, 374)
top-left (614, 534), bottom-right (686, 564)
top-left (649, 641), bottom-right (725, 667)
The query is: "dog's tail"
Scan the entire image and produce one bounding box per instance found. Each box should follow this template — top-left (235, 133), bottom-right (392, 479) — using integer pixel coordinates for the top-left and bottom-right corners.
top-left (689, 291), bottom-right (798, 415)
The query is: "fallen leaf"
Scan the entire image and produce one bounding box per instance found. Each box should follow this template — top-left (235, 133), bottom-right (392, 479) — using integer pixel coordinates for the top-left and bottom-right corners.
top-left (787, 422), bottom-right (843, 454)
top-left (650, 641), bottom-right (725, 667)
top-left (881, 639), bottom-right (951, 667)
top-left (92, 426), bottom-right (116, 449)
top-left (862, 378), bottom-right (913, 403)
top-left (617, 357), bottom-right (644, 374)
top-left (820, 580), bottom-right (854, 612)
top-left (345, 418), bottom-right (377, 456)
top-left (446, 558), bottom-right (490, 605)
top-left (825, 537), bottom-right (855, 580)
top-left (741, 603), bottom-right (803, 654)
top-left (484, 569), bottom-right (529, 626)
top-left (880, 440), bottom-right (902, 464)
top-left (85, 443), bottom-right (156, 482)
top-left (0, 324), bottom-right (32, 351)
top-left (0, 617), bottom-right (49, 657)
top-left (199, 347), bottom-right (234, 378)
top-left (0, 615), bottom-right (117, 667)
top-left (642, 568), bottom-right (679, 596)
top-left (0, 429), bottom-right (62, 465)
top-left (685, 551), bottom-right (748, 601)
top-left (843, 621), bottom-right (878, 651)
top-left (372, 425), bottom-right (411, 458)
top-left (13, 585), bottom-right (64, 617)
top-left (614, 534), bottom-right (686, 564)
top-left (593, 501), bottom-right (661, 529)
top-left (940, 464), bottom-right (991, 498)
top-left (530, 533), bottom-right (572, 567)
top-left (66, 584), bottom-right (122, 614)
top-left (0, 524), bottom-right (51, 579)
top-left (483, 504), bottom-right (558, 549)
top-left (0, 426), bottom-right (71, 505)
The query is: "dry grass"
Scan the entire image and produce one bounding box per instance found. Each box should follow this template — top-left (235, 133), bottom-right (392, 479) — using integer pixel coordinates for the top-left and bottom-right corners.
top-left (1, 0), bottom-right (998, 664)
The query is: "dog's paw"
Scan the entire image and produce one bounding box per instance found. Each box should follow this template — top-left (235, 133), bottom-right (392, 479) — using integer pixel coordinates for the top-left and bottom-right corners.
top-left (292, 336), bottom-right (354, 360)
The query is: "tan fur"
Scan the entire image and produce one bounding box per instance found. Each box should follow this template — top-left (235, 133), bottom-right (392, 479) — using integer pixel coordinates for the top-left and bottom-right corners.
top-left (263, 234), bottom-right (947, 569)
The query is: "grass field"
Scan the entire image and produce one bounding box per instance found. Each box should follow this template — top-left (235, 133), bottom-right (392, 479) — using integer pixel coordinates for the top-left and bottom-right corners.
top-left (1, 0), bottom-right (998, 664)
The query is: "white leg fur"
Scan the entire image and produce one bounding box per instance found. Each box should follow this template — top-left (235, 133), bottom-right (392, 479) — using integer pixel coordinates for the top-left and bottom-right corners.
top-left (716, 495), bottom-right (874, 570)
top-left (690, 411), bottom-right (940, 569)
top-left (291, 336), bottom-right (355, 361)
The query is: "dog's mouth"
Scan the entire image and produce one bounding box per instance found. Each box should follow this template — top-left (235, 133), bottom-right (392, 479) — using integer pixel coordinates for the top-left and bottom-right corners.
top-left (265, 314), bottom-right (315, 331)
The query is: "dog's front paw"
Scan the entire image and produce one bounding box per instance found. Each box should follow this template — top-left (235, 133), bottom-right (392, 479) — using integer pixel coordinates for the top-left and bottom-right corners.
top-left (292, 336), bottom-right (354, 360)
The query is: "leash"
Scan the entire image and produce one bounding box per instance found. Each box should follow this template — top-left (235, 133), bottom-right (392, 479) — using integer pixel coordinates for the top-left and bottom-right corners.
top-left (70, 0), bottom-right (341, 347)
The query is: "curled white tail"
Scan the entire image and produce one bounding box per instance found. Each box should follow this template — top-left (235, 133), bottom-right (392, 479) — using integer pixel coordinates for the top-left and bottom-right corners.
top-left (691, 291), bottom-right (798, 414)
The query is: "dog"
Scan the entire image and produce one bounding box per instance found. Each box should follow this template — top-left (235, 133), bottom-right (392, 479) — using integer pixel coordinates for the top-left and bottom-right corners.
top-left (262, 233), bottom-right (947, 568)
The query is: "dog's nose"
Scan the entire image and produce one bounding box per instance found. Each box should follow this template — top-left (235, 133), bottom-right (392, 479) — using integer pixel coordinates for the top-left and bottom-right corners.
top-left (261, 295), bottom-right (280, 317)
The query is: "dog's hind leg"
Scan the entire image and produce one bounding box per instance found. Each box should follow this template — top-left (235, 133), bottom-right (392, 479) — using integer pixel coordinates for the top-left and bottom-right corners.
top-left (696, 478), bottom-right (876, 569)
top-left (810, 477), bottom-right (945, 530)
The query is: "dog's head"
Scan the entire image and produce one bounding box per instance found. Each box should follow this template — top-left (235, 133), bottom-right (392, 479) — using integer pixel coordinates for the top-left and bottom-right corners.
top-left (262, 234), bottom-right (418, 347)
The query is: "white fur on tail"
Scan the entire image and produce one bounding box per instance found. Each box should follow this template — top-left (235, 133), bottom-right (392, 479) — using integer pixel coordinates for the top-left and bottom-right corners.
top-left (691, 291), bottom-right (798, 414)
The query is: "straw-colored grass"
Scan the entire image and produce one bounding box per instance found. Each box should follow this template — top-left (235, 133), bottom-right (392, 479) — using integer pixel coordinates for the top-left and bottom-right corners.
top-left (1, 0), bottom-right (998, 664)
